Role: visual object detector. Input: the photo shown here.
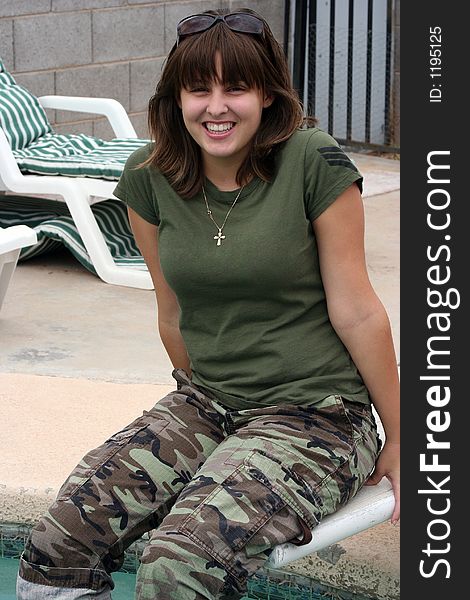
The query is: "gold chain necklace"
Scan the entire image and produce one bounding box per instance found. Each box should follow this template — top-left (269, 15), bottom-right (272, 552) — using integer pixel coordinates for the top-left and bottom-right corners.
top-left (202, 185), bottom-right (244, 246)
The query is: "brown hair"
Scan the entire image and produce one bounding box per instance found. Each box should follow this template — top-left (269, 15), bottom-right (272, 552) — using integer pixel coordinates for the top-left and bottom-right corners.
top-left (142, 8), bottom-right (310, 198)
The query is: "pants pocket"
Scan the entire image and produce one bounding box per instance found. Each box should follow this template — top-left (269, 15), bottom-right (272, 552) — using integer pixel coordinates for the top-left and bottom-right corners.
top-left (56, 417), bottom-right (168, 501)
top-left (327, 398), bottom-right (381, 505)
top-left (177, 460), bottom-right (289, 583)
top-left (244, 448), bottom-right (323, 530)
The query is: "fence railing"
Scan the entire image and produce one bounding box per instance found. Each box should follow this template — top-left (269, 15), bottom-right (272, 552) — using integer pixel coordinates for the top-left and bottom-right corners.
top-left (289, 0), bottom-right (397, 151)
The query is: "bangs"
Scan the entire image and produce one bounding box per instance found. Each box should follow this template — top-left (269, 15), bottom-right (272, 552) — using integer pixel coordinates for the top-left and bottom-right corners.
top-left (175, 25), bottom-right (266, 90)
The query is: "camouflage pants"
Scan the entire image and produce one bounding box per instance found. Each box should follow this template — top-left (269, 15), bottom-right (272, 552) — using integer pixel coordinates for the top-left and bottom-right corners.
top-left (17, 369), bottom-right (381, 600)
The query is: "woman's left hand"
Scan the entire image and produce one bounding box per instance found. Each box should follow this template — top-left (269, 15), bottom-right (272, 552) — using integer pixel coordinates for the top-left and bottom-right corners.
top-left (364, 440), bottom-right (400, 525)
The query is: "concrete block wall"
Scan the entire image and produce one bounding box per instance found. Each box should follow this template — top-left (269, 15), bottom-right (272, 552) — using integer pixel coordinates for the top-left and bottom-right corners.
top-left (0, 0), bottom-right (286, 140)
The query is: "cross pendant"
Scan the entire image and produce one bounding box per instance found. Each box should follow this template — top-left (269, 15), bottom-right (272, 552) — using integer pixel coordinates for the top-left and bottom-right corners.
top-left (214, 229), bottom-right (225, 246)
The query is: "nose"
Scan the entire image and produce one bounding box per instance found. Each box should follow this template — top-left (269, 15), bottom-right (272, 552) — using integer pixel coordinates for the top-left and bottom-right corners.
top-left (206, 89), bottom-right (228, 117)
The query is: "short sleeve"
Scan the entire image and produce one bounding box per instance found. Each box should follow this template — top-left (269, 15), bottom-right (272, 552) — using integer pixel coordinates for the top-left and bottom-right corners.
top-left (113, 144), bottom-right (160, 226)
top-left (304, 130), bottom-right (363, 221)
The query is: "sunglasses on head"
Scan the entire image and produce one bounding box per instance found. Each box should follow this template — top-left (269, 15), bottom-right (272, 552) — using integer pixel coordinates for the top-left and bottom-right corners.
top-left (176, 12), bottom-right (264, 45)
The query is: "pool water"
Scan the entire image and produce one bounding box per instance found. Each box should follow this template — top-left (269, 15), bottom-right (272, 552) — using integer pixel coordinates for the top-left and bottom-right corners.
top-left (0, 557), bottom-right (136, 600)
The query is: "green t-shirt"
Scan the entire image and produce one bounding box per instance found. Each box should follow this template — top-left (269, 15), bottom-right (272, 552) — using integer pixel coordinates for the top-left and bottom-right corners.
top-left (114, 128), bottom-right (370, 409)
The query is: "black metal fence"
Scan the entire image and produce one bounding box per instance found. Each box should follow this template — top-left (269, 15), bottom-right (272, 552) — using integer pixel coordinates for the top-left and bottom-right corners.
top-left (289, 0), bottom-right (398, 151)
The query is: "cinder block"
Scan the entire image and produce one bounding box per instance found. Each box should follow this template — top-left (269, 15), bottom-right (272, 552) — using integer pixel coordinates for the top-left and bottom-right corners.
top-left (229, 0), bottom-right (285, 43)
top-left (43, 108), bottom-right (55, 125)
top-left (128, 0), bottom-right (163, 4)
top-left (130, 58), bottom-right (165, 113)
top-left (52, 1), bottom-right (126, 12)
top-left (129, 112), bottom-right (150, 140)
top-left (13, 71), bottom-right (56, 124)
top-left (92, 112), bottom-right (149, 141)
top-left (55, 62), bottom-right (130, 123)
top-left (164, 1), bottom-right (204, 53)
top-left (92, 116), bottom-right (115, 140)
top-left (0, 20), bottom-right (13, 69)
top-left (52, 120), bottom-right (95, 136)
top-left (14, 12), bottom-right (92, 72)
top-left (13, 71), bottom-right (55, 98)
top-left (93, 5), bottom-right (165, 63)
top-left (0, 0), bottom-right (50, 19)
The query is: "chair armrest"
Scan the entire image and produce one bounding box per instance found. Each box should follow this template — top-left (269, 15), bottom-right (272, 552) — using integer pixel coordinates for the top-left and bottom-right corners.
top-left (0, 128), bottom-right (24, 188)
top-left (38, 95), bottom-right (138, 139)
top-left (0, 225), bottom-right (38, 254)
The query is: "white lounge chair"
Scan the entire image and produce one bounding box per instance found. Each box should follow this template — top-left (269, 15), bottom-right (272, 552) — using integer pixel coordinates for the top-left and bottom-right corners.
top-left (0, 58), bottom-right (152, 289)
top-left (0, 224), bottom-right (37, 311)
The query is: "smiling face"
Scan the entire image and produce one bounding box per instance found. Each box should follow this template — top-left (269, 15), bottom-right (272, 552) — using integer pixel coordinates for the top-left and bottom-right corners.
top-left (148, 15), bottom-right (299, 197)
top-left (179, 54), bottom-right (273, 178)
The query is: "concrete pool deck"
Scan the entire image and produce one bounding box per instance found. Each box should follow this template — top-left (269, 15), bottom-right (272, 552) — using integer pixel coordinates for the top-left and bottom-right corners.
top-left (0, 153), bottom-right (400, 599)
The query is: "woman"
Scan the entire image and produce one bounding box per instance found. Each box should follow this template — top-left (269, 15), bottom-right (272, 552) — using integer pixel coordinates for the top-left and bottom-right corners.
top-left (17, 8), bottom-right (400, 600)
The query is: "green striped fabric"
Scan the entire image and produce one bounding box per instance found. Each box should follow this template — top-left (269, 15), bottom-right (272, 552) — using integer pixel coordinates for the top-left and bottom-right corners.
top-left (12, 133), bottom-right (149, 180)
top-left (0, 195), bottom-right (146, 275)
top-left (0, 59), bottom-right (52, 150)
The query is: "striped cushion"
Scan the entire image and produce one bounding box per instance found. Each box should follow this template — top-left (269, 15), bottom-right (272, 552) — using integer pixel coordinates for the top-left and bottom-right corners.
top-left (0, 195), bottom-right (146, 275)
top-left (0, 60), bottom-right (52, 150)
top-left (12, 133), bottom-right (149, 180)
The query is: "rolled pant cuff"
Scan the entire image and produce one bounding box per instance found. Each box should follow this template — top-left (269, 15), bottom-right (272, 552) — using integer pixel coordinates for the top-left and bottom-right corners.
top-left (18, 555), bottom-right (114, 592)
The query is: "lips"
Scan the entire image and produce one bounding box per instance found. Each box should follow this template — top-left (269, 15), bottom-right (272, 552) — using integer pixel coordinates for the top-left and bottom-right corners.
top-left (203, 121), bottom-right (236, 134)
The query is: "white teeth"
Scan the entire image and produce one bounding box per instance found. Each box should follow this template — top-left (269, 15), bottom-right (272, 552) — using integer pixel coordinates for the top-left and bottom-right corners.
top-left (205, 122), bottom-right (234, 133)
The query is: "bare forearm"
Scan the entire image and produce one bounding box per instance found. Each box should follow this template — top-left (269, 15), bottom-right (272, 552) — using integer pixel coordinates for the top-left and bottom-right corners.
top-left (333, 305), bottom-right (400, 443)
top-left (158, 321), bottom-right (191, 375)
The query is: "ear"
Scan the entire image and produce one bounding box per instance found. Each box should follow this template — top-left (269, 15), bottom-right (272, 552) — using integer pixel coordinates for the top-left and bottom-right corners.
top-left (177, 95), bottom-right (182, 109)
top-left (263, 94), bottom-right (274, 109)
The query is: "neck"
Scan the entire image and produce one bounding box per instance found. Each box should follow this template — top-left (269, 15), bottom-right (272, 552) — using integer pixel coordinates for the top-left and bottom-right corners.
top-left (203, 156), bottom-right (248, 192)
top-left (205, 176), bottom-right (241, 192)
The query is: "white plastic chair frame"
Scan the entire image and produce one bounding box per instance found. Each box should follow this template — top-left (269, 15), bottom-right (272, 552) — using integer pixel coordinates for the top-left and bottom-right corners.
top-left (0, 224), bottom-right (37, 311)
top-left (0, 95), bottom-right (152, 289)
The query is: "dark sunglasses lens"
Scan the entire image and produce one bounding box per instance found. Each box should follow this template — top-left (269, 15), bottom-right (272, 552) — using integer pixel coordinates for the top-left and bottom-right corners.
top-left (177, 15), bottom-right (215, 37)
top-left (225, 14), bottom-right (264, 34)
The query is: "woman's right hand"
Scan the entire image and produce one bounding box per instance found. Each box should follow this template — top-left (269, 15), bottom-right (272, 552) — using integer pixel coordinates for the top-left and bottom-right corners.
top-left (364, 440), bottom-right (400, 525)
